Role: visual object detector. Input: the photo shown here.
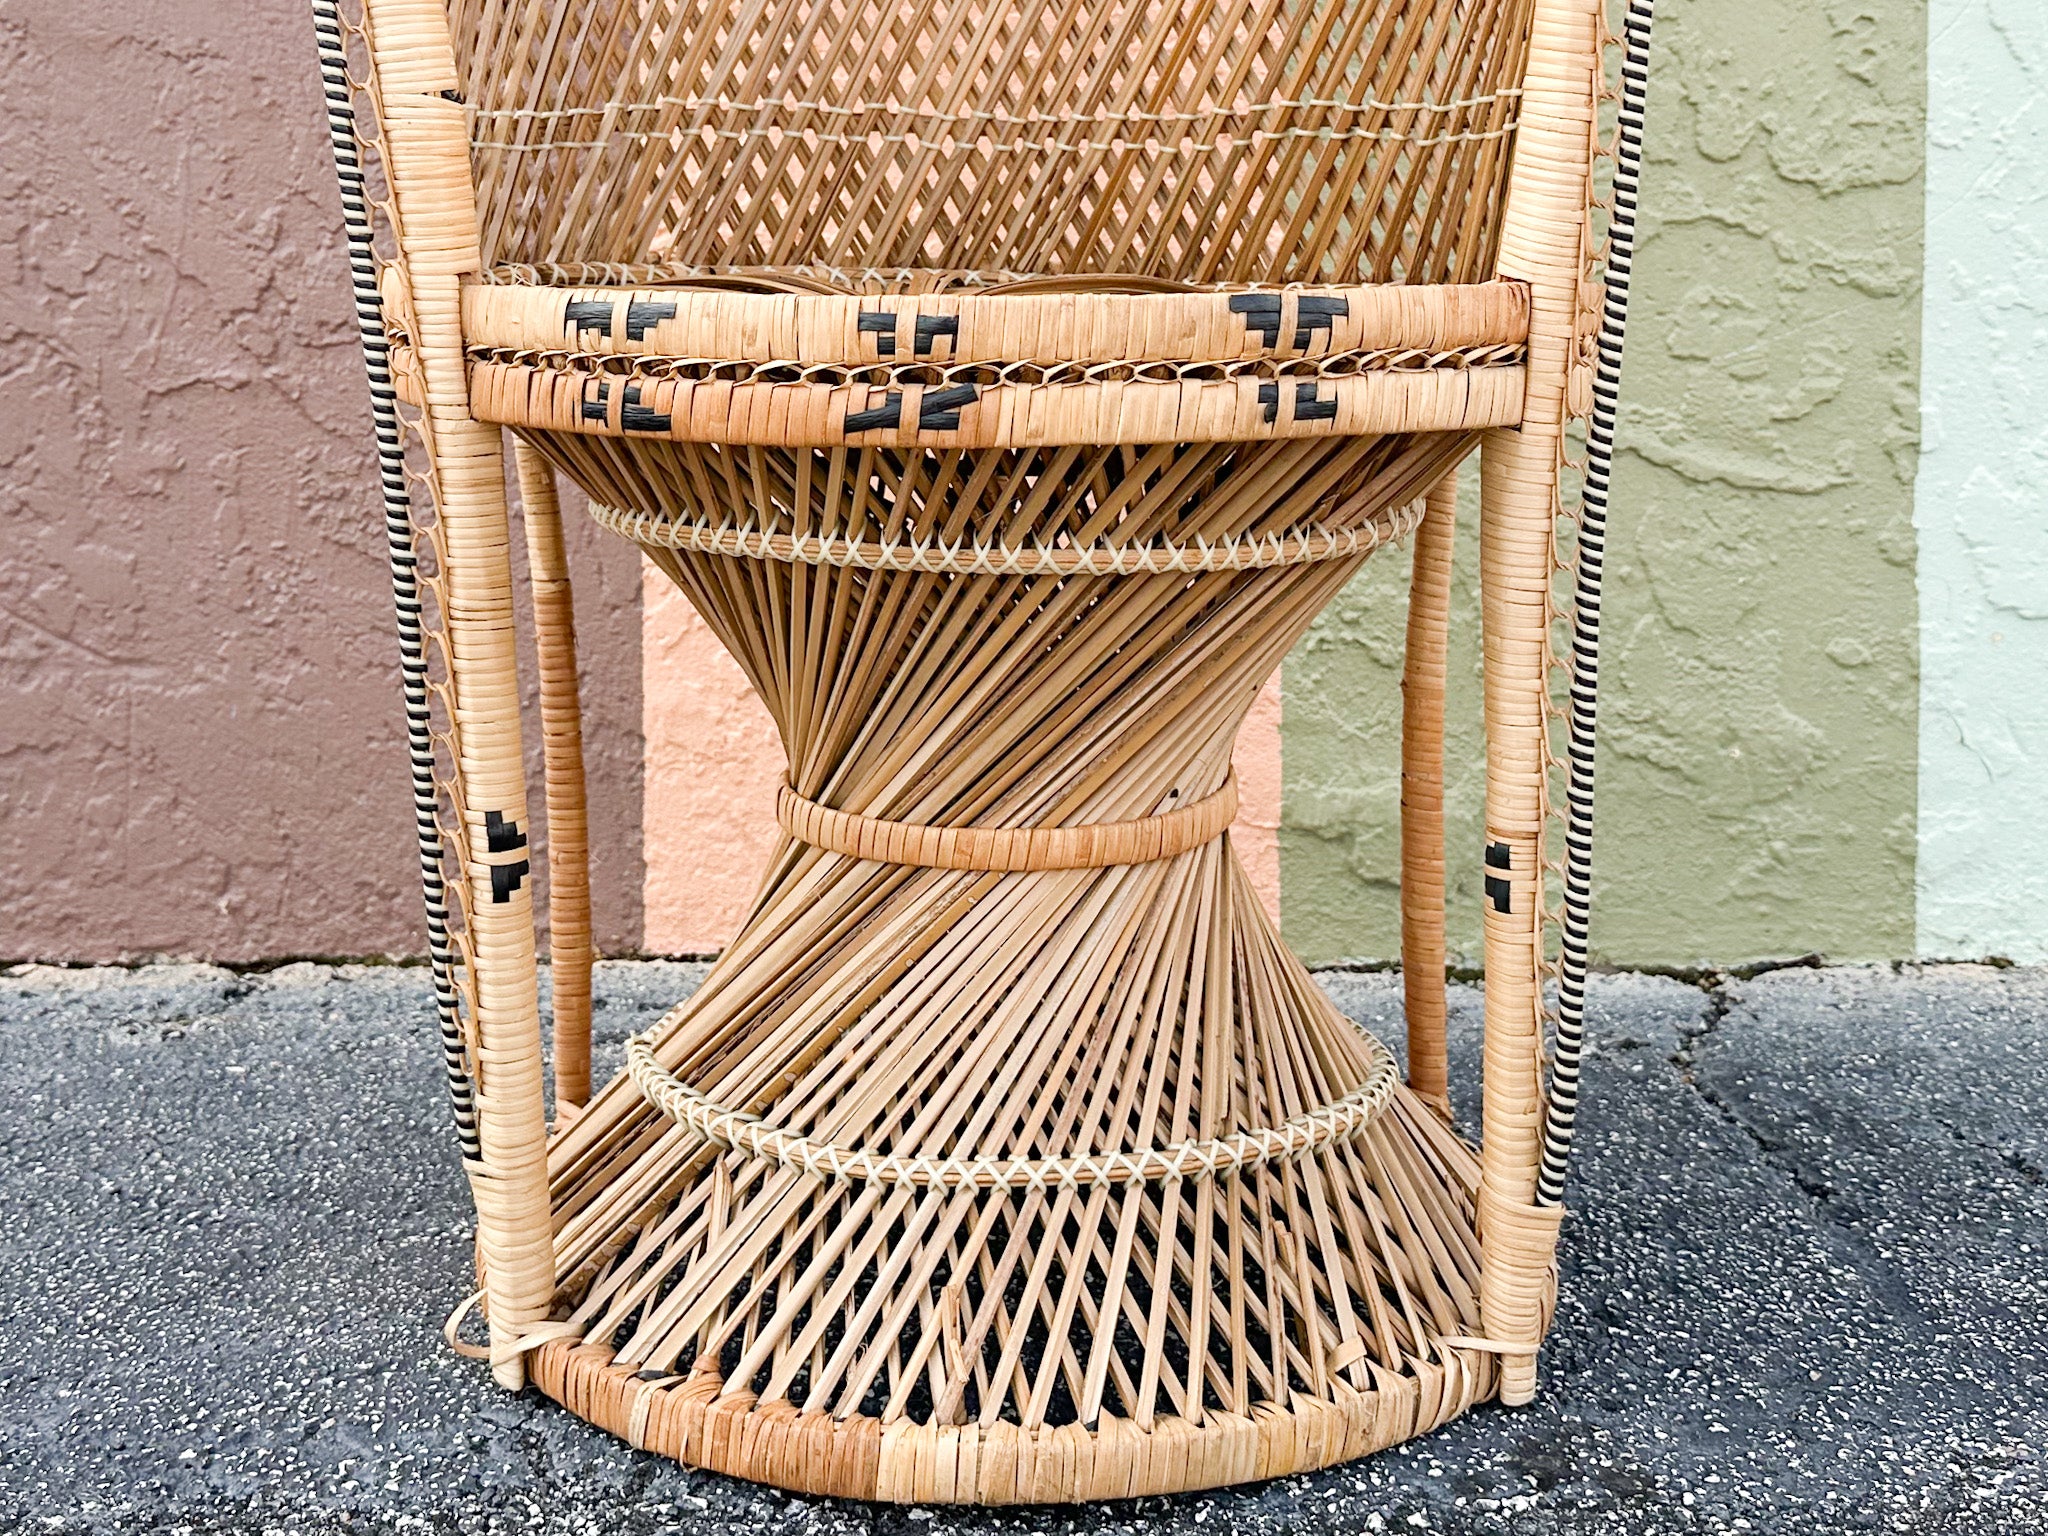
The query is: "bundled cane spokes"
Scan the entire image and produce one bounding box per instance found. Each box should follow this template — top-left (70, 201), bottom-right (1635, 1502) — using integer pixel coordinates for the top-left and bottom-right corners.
top-left (492, 399), bottom-right (1504, 1492)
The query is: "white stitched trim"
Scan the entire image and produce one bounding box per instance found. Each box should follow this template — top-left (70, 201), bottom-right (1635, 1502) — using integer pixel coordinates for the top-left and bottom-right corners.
top-left (587, 499), bottom-right (1423, 576)
top-left (623, 1024), bottom-right (1401, 1189)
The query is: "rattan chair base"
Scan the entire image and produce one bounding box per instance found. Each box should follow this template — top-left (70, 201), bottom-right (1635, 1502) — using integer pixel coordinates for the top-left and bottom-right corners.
top-left (471, 267), bottom-right (1526, 1492)
top-left (529, 1331), bottom-right (1507, 1503)
top-left (315, 0), bottom-right (1637, 1494)
top-left (525, 865), bottom-right (1531, 1504)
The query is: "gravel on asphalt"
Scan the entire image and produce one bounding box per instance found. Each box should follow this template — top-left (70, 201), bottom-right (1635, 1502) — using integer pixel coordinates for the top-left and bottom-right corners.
top-left (1, 959), bottom-right (2041, 1536)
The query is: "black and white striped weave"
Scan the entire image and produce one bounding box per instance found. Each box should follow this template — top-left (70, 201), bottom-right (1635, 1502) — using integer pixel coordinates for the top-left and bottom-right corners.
top-left (311, 0), bottom-right (479, 1162)
top-left (1538, 0), bottom-right (1656, 1208)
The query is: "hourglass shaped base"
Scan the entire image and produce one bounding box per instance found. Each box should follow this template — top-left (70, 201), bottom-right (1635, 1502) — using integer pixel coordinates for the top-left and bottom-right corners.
top-left (513, 428), bottom-right (1524, 1501)
top-left (528, 839), bottom-right (1505, 1501)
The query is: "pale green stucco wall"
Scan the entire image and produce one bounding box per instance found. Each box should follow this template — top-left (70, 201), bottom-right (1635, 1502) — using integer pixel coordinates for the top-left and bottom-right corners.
top-left (1282, 0), bottom-right (1928, 968)
top-left (1913, 0), bottom-right (2048, 963)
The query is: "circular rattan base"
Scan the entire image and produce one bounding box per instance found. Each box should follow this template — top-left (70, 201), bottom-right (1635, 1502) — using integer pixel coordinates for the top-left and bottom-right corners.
top-left (529, 1334), bottom-right (1506, 1502)
top-left (499, 241), bottom-right (1545, 1500)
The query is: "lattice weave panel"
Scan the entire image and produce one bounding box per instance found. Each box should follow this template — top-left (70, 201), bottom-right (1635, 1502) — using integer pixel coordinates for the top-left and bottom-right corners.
top-left (450, 0), bottom-right (1535, 282)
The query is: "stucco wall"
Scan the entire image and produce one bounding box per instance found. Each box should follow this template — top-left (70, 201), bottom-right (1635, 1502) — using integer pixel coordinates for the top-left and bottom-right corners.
top-left (1913, 0), bottom-right (2048, 961)
top-left (1282, 0), bottom-right (1930, 968)
top-left (0, 1), bottom-right (643, 962)
top-left (6, 0), bottom-right (2038, 969)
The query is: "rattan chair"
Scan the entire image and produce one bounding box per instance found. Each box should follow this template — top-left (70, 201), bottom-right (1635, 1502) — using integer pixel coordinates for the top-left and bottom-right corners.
top-left (311, 0), bottom-right (1655, 1502)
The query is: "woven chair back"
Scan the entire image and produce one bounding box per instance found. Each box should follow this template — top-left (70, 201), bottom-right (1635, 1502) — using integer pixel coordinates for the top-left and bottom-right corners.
top-left (450, 0), bottom-right (1534, 284)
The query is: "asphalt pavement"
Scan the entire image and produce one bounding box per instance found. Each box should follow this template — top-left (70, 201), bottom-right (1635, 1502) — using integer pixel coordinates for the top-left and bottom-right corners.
top-left (1, 958), bottom-right (2041, 1535)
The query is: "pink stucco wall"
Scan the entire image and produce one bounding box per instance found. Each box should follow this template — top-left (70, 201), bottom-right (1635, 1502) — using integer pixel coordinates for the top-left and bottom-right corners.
top-left (639, 566), bottom-right (784, 955)
top-left (1235, 669), bottom-right (1285, 929)
top-left (0, 1), bottom-right (644, 962)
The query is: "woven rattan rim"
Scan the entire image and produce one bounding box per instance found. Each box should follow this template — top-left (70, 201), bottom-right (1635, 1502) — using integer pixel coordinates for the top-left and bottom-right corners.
top-left (459, 280), bottom-right (1531, 366)
top-left (587, 498), bottom-right (1426, 577)
top-left (467, 360), bottom-right (1525, 447)
top-left (478, 263), bottom-right (1189, 291)
top-left (464, 343), bottom-right (1527, 388)
top-left (524, 1335), bottom-right (1508, 1501)
top-left (777, 776), bottom-right (1238, 872)
top-left (624, 1022), bottom-right (1400, 1190)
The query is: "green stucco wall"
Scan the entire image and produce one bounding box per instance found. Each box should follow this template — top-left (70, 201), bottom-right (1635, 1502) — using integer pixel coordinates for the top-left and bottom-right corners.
top-left (1282, 0), bottom-right (1928, 968)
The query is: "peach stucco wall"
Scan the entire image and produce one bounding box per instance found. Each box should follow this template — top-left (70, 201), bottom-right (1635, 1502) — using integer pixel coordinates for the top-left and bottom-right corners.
top-left (1235, 669), bottom-right (1285, 929)
top-left (639, 566), bottom-right (784, 954)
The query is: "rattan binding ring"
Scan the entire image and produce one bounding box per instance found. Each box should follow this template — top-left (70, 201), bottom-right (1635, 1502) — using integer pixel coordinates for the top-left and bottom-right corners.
top-left (624, 1025), bottom-right (1401, 1190)
top-left (588, 501), bottom-right (1425, 576)
top-left (777, 777), bottom-right (1240, 872)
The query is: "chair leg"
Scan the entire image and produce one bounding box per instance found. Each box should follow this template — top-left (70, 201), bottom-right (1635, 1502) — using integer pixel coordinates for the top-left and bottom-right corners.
top-left (1475, 421), bottom-right (1567, 1409)
top-left (1401, 472), bottom-right (1458, 1113)
top-left (514, 441), bottom-right (594, 1114)
top-left (366, 0), bottom-right (555, 1389)
top-left (1475, 0), bottom-right (1602, 1410)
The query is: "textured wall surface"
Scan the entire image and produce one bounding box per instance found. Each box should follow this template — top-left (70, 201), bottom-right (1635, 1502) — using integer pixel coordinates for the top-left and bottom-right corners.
top-left (1281, 464), bottom-right (1490, 967)
top-left (11, 0), bottom-right (2034, 970)
top-left (1283, 0), bottom-right (1929, 968)
top-left (640, 565), bottom-right (781, 957)
top-left (0, 1), bottom-right (643, 962)
top-left (1913, 0), bottom-right (2048, 962)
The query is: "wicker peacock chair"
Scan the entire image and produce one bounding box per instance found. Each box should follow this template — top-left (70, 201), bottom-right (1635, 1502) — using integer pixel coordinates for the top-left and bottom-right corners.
top-left (311, 0), bottom-right (1655, 1502)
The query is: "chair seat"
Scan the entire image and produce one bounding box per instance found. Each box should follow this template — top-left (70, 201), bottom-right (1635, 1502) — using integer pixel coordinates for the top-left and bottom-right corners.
top-left (397, 273), bottom-right (1530, 449)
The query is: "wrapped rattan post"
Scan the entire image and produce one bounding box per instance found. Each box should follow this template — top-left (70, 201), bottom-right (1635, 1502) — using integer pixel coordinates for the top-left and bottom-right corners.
top-left (361, 0), bottom-right (553, 1390)
top-left (1401, 472), bottom-right (1459, 1110)
top-left (512, 440), bottom-right (594, 1113)
top-left (1477, 0), bottom-right (1603, 1404)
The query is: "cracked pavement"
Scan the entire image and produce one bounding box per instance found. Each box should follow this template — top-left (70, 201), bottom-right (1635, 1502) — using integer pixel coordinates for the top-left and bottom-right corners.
top-left (1, 960), bottom-right (2042, 1535)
